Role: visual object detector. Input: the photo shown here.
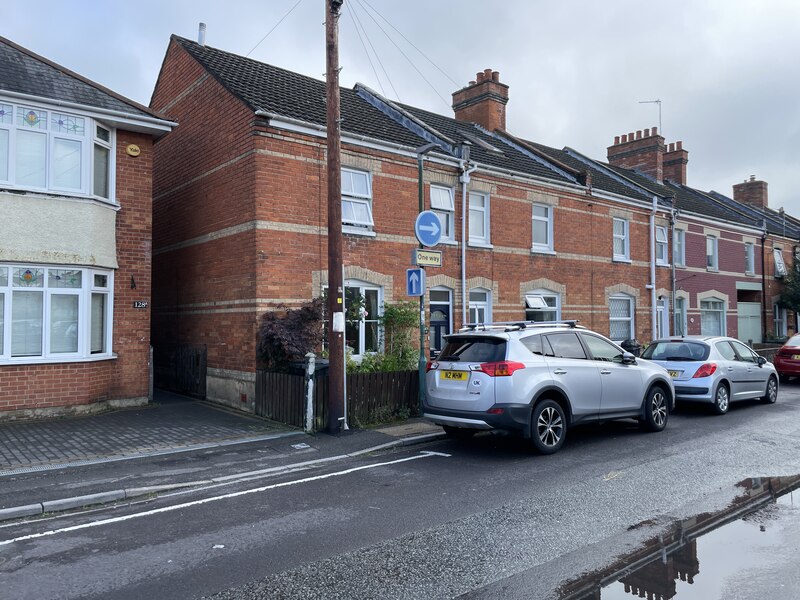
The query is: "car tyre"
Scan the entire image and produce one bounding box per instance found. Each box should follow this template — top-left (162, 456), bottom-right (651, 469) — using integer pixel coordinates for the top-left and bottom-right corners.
top-left (531, 399), bottom-right (566, 455)
top-left (641, 386), bottom-right (669, 432)
top-left (712, 383), bottom-right (730, 415)
top-left (762, 376), bottom-right (778, 404)
top-left (442, 425), bottom-right (477, 440)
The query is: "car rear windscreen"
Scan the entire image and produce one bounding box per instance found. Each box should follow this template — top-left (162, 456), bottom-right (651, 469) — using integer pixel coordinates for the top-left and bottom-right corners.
top-left (438, 337), bottom-right (506, 363)
top-left (641, 341), bottom-right (710, 361)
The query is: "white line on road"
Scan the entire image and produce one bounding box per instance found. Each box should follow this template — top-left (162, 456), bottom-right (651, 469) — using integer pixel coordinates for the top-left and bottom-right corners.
top-left (0, 451), bottom-right (450, 547)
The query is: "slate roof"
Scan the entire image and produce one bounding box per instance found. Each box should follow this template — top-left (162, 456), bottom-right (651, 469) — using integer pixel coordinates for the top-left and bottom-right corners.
top-left (0, 36), bottom-right (160, 119)
top-left (172, 36), bottom-right (427, 150)
top-left (707, 191), bottom-right (800, 239)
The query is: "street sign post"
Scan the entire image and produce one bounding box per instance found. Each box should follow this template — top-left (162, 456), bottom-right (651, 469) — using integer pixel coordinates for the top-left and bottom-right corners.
top-left (411, 248), bottom-right (443, 267)
top-left (414, 211), bottom-right (442, 247)
top-left (406, 267), bottom-right (426, 297)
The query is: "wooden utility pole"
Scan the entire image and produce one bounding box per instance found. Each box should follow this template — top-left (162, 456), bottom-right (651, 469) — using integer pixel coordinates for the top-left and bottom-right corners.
top-left (325, 0), bottom-right (345, 434)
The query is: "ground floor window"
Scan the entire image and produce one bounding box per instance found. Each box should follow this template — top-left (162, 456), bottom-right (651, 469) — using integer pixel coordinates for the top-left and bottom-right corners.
top-left (525, 289), bottom-right (560, 322)
top-left (468, 289), bottom-right (491, 325)
top-left (0, 264), bottom-right (113, 362)
top-left (774, 303), bottom-right (787, 338)
top-left (609, 294), bottom-right (634, 341)
top-left (700, 298), bottom-right (725, 336)
top-left (344, 282), bottom-right (381, 358)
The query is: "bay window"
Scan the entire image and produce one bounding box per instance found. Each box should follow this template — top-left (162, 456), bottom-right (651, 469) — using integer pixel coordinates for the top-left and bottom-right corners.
top-left (0, 101), bottom-right (113, 200)
top-left (0, 264), bottom-right (113, 362)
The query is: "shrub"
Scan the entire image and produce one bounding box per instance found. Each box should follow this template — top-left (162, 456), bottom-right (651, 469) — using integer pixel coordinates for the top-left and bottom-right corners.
top-left (257, 298), bottom-right (324, 370)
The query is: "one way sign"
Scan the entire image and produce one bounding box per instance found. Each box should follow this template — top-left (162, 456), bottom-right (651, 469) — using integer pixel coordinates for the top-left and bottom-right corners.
top-left (406, 268), bottom-right (426, 297)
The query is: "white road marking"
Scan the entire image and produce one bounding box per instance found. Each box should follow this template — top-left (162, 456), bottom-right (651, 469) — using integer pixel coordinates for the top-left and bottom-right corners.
top-left (0, 451), bottom-right (449, 547)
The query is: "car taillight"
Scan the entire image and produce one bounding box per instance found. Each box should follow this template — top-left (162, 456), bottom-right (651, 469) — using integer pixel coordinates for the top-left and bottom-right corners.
top-left (479, 361), bottom-right (526, 377)
top-left (692, 363), bottom-right (718, 378)
top-left (778, 347), bottom-right (798, 357)
top-left (426, 361), bottom-right (439, 372)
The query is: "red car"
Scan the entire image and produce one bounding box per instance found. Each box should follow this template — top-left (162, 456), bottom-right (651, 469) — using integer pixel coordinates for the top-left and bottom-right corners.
top-left (773, 334), bottom-right (800, 382)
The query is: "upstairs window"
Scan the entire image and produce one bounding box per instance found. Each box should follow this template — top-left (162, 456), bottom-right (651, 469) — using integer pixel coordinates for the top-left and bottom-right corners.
top-left (706, 236), bottom-right (719, 270)
top-left (430, 185), bottom-right (455, 242)
top-left (468, 191), bottom-right (490, 245)
top-left (613, 218), bottom-right (629, 261)
top-left (532, 204), bottom-right (553, 253)
top-left (0, 101), bottom-right (113, 200)
top-left (341, 168), bottom-right (374, 232)
top-left (744, 242), bottom-right (755, 275)
top-left (655, 226), bottom-right (669, 265)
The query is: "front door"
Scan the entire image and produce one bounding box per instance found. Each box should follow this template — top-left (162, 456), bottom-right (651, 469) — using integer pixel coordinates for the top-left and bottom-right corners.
top-left (430, 305), bottom-right (450, 357)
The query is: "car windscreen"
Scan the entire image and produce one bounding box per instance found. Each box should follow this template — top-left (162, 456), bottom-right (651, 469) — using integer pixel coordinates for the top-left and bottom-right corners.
top-left (641, 341), bottom-right (710, 361)
top-left (438, 337), bottom-right (506, 363)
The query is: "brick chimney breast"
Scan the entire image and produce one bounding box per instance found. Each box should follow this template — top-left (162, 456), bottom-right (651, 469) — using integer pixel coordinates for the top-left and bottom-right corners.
top-left (733, 175), bottom-right (769, 209)
top-left (664, 140), bottom-right (689, 185)
top-left (452, 69), bottom-right (510, 132)
top-left (607, 125), bottom-right (665, 182)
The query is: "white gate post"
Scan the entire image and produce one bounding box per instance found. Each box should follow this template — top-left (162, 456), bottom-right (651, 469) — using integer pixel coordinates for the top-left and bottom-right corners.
top-left (304, 352), bottom-right (316, 432)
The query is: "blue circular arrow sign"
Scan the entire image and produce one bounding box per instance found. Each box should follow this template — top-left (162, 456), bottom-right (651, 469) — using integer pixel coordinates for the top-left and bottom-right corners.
top-left (414, 210), bottom-right (443, 247)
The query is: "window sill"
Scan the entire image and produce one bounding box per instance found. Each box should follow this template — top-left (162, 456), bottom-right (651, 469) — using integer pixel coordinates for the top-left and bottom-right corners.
top-left (531, 248), bottom-right (556, 256)
top-left (745, 271), bottom-right (756, 277)
top-left (0, 186), bottom-right (119, 208)
top-left (439, 239), bottom-right (458, 246)
top-left (0, 353), bottom-right (117, 366)
top-left (656, 262), bottom-right (670, 268)
top-left (468, 241), bottom-right (494, 249)
top-left (707, 268), bottom-right (719, 273)
top-left (613, 257), bottom-right (632, 264)
top-left (342, 227), bottom-right (376, 237)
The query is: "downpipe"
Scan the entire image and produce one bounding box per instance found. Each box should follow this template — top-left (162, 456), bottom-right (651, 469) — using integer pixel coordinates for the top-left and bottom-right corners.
top-left (650, 196), bottom-right (658, 341)
top-left (460, 159), bottom-right (478, 327)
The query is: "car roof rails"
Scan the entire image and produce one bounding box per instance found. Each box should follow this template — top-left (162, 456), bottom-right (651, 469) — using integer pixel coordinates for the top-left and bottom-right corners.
top-left (459, 319), bottom-right (584, 333)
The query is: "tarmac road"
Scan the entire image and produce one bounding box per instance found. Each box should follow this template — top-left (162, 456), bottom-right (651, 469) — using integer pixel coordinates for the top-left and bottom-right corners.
top-left (2, 385), bottom-right (800, 599)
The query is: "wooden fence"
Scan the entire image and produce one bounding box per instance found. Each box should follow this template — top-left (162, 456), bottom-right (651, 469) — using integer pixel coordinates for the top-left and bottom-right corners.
top-left (255, 368), bottom-right (420, 431)
top-left (153, 343), bottom-right (207, 399)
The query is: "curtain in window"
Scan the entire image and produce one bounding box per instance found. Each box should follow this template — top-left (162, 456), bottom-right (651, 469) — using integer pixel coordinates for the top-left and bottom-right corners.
top-left (0, 129), bottom-right (8, 180)
top-left (16, 130), bottom-right (46, 187)
top-left (91, 293), bottom-right (106, 353)
top-left (700, 300), bottom-right (723, 335)
top-left (50, 294), bottom-right (79, 353)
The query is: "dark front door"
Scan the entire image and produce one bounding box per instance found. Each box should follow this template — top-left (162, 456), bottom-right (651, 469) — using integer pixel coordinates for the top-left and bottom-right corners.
top-left (430, 304), bottom-right (450, 358)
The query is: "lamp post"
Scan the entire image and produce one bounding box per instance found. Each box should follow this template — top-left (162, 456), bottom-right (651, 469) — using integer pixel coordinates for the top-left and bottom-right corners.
top-left (415, 142), bottom-right (439, 412)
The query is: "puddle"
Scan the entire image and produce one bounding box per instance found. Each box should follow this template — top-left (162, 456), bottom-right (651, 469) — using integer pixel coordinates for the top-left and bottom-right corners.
top-left (560, 475), bottom-right (800, 599)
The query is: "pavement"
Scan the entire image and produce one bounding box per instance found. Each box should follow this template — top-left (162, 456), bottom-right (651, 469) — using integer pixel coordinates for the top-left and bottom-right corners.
top-left (0, 389), bottom-right (445, 522)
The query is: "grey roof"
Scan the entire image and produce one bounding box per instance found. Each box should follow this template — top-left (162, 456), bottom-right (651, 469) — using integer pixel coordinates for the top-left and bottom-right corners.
top-left (0, 36), bottom-right (160, 119)
top-left (172, 36), bottom-right (427, 149)
top-left (706, 191), bottom-right (800, 239)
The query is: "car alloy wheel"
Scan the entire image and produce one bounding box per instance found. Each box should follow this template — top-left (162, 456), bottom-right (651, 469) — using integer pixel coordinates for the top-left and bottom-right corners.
top-left (713, 383), bottom-right (729, 415)
top-left (531, 399), bottom-right (566, 455)
top-left (763, 377), bottom-right (778, 404)
top-left (641, 386), bottom-right (668, 432)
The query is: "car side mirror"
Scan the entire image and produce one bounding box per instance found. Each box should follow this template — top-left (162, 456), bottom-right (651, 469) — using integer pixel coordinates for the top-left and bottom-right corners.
top-left (621, 351), bottom-right (637, 365)
top-left (757, 355), bottom-right (767, 366)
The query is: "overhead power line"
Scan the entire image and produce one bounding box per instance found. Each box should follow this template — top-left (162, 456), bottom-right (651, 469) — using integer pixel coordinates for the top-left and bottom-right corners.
top-left (245, 0), bottom-right (306, 57)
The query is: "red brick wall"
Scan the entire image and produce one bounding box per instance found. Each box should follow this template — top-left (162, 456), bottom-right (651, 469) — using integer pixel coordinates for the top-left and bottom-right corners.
top-left (0, 129), bottom-right (155, 414)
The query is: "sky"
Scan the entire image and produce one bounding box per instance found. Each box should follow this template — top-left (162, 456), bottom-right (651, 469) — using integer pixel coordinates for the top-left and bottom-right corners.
top-left (4, 0), bottom-right (798, 214)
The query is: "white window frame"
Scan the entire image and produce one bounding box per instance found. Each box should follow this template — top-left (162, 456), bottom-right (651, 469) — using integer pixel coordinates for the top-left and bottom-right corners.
top-left (655, 226), bottom-right (669, 266)
top-left (430, 185), bottom-right (455, 242)
top-left (700, 297), bottom-right (726, 336)
top-left (0, 264), bottom-right (114, 364)
top-left (774, 248), bottom-right (787, 278)
top-left (343, 280), bottom-right (382, 359)
top-left (341, 168), bottom-right (374, 234)
top-left (532, 203), bottom-right (553, 253)
top-left (468, 288), bottom-right (492, 325)
top-left (468, 191), bottom-right (491, 246)
top-left (744, 242), bottom-right (755, 275)
top-left (0, 98), bottom-right (115, 202)
top-left (609, 293), bottom-right (634, 342)
top-left (613, 218), bottom-right (630, 261)
top-left (673, 229), bottom-right (686, 267)
top-left (525, 289), bottom-right (560, 322)
top-left (674, 297), bottom-right (687, 336)
top-left (706, 235), bottom-right (719, 271)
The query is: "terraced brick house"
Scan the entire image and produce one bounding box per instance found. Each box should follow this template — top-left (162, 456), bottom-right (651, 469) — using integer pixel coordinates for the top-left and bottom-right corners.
top-left (149, 35), bottom-right (796, 411)
top-left (0, 36), bottom-right (174, 418)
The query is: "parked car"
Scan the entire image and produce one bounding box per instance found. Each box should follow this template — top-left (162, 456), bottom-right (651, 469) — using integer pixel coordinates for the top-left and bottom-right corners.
top-left (772, 334), bottom-right (800, 382)
top-left (423, 322), bottom-right (674, 454)
top-left (640, 336), bottom-right (778, 415)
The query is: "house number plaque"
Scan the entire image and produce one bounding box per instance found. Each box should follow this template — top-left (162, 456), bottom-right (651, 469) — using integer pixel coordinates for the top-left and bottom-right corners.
top-left (133, 301), bottom-right (149, 309)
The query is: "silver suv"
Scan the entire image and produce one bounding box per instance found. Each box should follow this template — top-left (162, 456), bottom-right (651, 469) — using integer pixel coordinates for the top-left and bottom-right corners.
top-left (424, 322), bottom-right (675, 454)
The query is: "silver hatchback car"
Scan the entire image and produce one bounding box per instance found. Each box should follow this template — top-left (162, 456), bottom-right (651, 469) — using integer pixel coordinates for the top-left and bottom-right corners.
top-left (640, 336), bottom-right (778, 414)
top-left (423, 322), bottom-right (675, 454)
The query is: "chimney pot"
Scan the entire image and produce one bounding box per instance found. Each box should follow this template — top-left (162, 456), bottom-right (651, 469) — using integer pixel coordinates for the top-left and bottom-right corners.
top-left (750, 174), bottom-right (756, 181)
top-left (628, 132), bottom-right (635, 140)
top-left (198, 22), bottom-right (207, 46)
top-left (676, 141), bottom-right (682, 150)
top-left (644, 128), bottom-right (650, 137)
top-left (652, 126), bottom-right (658, 136)
top-left (483, 68), bottom-right (493, 78)
top-left (668, 142), bottom-right (674, 152)
top-left (476, 71), bottom-right (484, 82)
top-left (614, 135), bottom-right (620, 144)
top-left (636, 130), bottom-right (643, 139)
top-left (469, 80), bottom-right (476, 86)
top-left (621, 134), bottom-right (628, 143)
top-left (491, 70), bottom-right (500, 82)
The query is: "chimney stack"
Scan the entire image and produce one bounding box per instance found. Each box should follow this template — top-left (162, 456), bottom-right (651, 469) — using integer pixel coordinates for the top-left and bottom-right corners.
top-left (452, 69), bottom-right (509, 132)
top-left (733, 175), bottom-right (769, 209)
top-left (664, 141), bottom-right (689, 185)
top-left (198, 22), bottom-right (206, 46)
top-left (607, 127), bottom-right (666, 182)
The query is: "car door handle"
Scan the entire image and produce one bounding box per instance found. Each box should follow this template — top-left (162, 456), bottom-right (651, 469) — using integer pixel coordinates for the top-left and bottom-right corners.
top-left (600, 369), bottom-right (611, 375)
top-left (727, 366), bottom-right (734, 371)
top-left (553, 369), bottom-right (567, 375)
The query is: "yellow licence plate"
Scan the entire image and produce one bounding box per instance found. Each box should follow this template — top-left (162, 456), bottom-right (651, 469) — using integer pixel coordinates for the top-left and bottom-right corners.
top-left (441, 370), bottom-right (467, 381)
top-left (793, 355), bottom-right (800, 360)
top-left (668, 370), bottom-right (680, 378)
